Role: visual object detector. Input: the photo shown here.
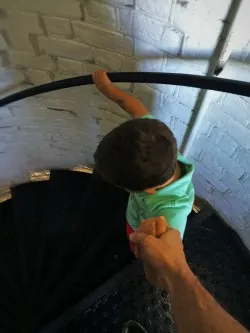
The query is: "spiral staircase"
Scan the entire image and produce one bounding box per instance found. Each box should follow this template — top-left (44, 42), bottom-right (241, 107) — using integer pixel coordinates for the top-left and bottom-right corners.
top-left (1, 72), bottom-right (250, 332)
top-left (0, 169), bottom-right (249, 333)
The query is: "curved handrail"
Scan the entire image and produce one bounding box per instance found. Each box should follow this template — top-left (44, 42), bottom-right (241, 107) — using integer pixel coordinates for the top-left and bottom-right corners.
top-left (0, 72), bottom-right (250, 107)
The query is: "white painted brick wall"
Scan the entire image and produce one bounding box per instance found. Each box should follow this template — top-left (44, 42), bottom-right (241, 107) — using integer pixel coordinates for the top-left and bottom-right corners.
top-left (98, 0), bottom-right (135, 7)
top-left (190, 59), bottom-right (250, 248)
top-left (117, 7), bottom-right (133, 35)
top-left (0, 34), bottom-right (7, 51)
top-left (135, 39), bottom-right (166, 72)
top-left (0, 0), bottom-right (82, 18)
top-left (1, 0), bottom-right (250, 249)
top-left (137, 0), bottom-right (172, 19)
top-left (2, 11), bottom-right (45, 35)
top-left (26, 69), bottom-right (53, 84)
top-left (0, 69), bottom-right (26, 88)
top-left (223, 94), bottom-right (250, 126)
top-left (84, 1), bottom-right (117, 28)
top-left (72, 21), bottom-right (133, 55)
top-left (9, 51), bottom-right (56, 70)
top-left (42, 16), bottom-right (73, 38)
top-left (161, 26), bottom-right (183, 56)
top-left (39, 36), bottom-right (94, 61)
top-left (57, 58), bottom-right (84, 76)
top-left (133, 12), bottom-right (164, 46)
top-left (94, 48), bottom-right (123, 71)
top-left (232, 147), bottom-right (250, 174)
top-left (4, 31), bottom-right (38, 53)
top-left (163, 97), bottom-right (191, 124)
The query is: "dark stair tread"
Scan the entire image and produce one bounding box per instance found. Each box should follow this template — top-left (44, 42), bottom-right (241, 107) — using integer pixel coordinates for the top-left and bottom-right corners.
top-left (35, 171), bottom-right (112, 294)
top-left (41, 170), bottom-right (129, 285)
top-left (0, 173), bottom-right (131, 332)
top-left (38, 215), bottom-right (133, 323)
top-left (34, 170), bottom-right (91, 293)
top-left (41, 169), bottom-right (91, 238)
top-left (39, 261), bottom-right (142, 333)
top-left (0, 200), bottom-right (24, 322)
top-left (55, 211), bottom-right (250, 333)
top-left (35, 171), bottom-right (131, 326)
top-left (0, 200), bottom-right (20, 289)
top-left (11, 181), bottom-right (49, 297)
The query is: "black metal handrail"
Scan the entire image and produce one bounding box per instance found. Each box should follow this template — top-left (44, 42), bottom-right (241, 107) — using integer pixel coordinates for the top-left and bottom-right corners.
top-left (0, 72), bottom-right (250, 107)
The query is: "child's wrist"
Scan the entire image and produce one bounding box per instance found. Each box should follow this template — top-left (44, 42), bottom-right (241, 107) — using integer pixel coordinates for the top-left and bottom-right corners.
top-left (99, 83), bottom-right (113, 95)
top-left (103, 85), bottom-right (120, 100)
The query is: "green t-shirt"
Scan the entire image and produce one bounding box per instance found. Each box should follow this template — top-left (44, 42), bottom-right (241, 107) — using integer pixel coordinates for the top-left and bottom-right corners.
top-left (126, 115), bottom-right (195, 238)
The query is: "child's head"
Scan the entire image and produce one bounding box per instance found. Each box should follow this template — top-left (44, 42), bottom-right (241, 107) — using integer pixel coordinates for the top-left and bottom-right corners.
top-left (94, 118), bottom-right (177, 192)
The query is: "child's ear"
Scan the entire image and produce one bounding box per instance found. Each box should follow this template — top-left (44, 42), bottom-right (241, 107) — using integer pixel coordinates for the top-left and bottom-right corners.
top-left (144, 188), bottom-right (156, 194)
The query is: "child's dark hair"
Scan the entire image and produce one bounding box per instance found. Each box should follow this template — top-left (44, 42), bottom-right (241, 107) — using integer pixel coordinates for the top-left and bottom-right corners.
top-left (94, 118), bottom-right (178, 191)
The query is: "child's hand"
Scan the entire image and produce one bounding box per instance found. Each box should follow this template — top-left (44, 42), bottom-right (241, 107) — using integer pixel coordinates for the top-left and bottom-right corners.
top-left (137, 216), bottom-right (167, 238)
top-left (92, 70), bottom-right (112, 92)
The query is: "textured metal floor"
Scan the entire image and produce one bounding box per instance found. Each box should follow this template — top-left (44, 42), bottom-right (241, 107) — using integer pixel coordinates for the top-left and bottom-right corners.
top-left (55, 209), bottom-right (250, 333)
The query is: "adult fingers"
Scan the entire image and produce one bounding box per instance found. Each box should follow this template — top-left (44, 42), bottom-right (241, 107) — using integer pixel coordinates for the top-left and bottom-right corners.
top-left (130, 233), bottom-right (163, 261)
top-left (129, 232), bottom-right (147, 244)
top-left (155, 216), bottom-right (168, 237)
top-left (135, 234), bottom-right (168, 268)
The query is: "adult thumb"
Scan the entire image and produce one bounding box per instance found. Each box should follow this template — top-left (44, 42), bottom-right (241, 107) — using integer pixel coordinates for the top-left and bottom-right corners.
top-left (129, 232), bottom-right (147, 244)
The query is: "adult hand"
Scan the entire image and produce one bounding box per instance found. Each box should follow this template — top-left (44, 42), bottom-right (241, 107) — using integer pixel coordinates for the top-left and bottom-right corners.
top-left (130, 216), bottom-right (188, 289)
top-left (133, 216), bottom-right (167, 260)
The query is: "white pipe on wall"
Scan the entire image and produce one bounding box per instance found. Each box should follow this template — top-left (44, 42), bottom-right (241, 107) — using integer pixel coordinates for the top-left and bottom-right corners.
top-left (181, 0), bottom-right (243, 156)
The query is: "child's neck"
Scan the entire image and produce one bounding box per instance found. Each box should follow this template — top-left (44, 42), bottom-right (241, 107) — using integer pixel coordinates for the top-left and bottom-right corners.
top-left (165, 162), bottom-right (182, 186)
top-left (144, 163), bottom-right (182, 194)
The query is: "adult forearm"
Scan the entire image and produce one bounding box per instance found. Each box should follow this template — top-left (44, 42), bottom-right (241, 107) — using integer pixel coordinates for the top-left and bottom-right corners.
top-left (164, 266), bottom-right (248, 333)
top-left (129, 219), bottom-right (248, 333)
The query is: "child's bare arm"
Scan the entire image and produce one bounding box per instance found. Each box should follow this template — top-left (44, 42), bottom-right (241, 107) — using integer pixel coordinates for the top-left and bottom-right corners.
top-left (92, 70), bottom-right (149, 118)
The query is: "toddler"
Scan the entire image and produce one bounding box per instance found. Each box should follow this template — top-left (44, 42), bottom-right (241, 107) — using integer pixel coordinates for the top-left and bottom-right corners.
top-left (92, 71), bottom-right (195, 242)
